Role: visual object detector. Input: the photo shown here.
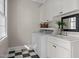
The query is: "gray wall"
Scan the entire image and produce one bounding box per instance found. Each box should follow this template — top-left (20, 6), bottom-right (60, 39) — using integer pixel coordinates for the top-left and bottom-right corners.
top-left (8, 0), bottom-right (40, 47)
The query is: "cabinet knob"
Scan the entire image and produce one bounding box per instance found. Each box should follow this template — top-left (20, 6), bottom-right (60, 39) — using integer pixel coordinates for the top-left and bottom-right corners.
top-left (53, 45), bottom-right (56, 48)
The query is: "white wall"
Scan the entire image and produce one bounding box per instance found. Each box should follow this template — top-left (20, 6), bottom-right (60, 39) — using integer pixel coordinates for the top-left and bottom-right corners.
top-left (0, 37), bottom-right (8, 57)
top-left (8, 0), bottom-right (40, 47)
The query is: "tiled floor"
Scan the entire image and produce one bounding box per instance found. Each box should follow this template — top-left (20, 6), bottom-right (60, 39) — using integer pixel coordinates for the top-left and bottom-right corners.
top-left (8, 48), bottom-right (39, 58)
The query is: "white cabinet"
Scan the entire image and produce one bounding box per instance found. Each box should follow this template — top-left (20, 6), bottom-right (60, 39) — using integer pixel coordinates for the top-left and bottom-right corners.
top-left (40, 0), bottom-right (79, 21)
top-left (61, 0), bottom-right (78, 14)
top-left (56, 45), bottom-right (70, 58)
top-left (32, 33), bottom-right (79, 58)
top-left (51, 0), bottom-right (62, 16)
top-left (32, 33), bottom-right (48, 58)
top-left (32, 33), bottom-right (41, 56)
top-left (47, 42), bottom-right (56, 58)
top-left (54, 0), bottom-right (78, 15)
top-left (47, 36), bottom-right (79, 58)
top-left (47, 41), bottom-right (71, 58)
top-left (39, 35), bottom-right (48, 58)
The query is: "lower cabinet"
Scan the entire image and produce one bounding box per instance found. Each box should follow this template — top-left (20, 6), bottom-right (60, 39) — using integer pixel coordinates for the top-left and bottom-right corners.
top-left (32, 33), bottom-right (48, 58)
top-left (47, 41), bottom-right (71, 58)
top-left (56, 45), bottom-right (71, 58)
top-left (33, 33), bottom-right (79, 58)
top-left (47, 42), bottom-right (56, 58)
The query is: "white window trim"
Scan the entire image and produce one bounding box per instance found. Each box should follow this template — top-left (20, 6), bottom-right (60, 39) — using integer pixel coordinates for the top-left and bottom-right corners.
top-left (0, 0), bottom-right (7, 39)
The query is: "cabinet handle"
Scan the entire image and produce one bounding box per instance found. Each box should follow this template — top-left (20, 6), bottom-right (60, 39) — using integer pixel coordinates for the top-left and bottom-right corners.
top-left (53, 45), bottom-right (56, 48)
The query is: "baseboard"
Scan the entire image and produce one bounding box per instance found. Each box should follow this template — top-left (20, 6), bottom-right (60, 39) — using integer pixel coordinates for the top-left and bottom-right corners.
top-left (8, 45), bottom-right (32, 51)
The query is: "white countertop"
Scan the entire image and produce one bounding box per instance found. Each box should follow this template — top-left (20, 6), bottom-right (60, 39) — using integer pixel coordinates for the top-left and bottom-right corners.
top-left (33, 32), bottom-right (79, 42)
top-left (53, 35), bottom-right (79, 42)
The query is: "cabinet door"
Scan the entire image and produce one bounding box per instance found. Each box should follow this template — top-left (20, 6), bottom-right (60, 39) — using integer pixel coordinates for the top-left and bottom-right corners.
top-left (62, 0), bottom-right (77, 14)
top-left (56, 45), bottom-right (71, 58)
top-left (52, 0), bottom-right (62, 16)
top-left (47, 42), bottom-right (56, 58)
top-left (40, 36), bottom-right (47, 58)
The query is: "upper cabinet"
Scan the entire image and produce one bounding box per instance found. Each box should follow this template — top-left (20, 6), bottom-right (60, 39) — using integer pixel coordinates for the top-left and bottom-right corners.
top-left (61, 0), bottom-right (78, 14)
top-left (52, 0), bottom-right (78, 16)
top-left (40, 0), bottom-right (79, 21)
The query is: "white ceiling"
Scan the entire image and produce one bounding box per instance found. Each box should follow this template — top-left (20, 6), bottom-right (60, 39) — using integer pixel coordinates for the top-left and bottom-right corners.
top-left (32, 0), bottom-right (47, 4)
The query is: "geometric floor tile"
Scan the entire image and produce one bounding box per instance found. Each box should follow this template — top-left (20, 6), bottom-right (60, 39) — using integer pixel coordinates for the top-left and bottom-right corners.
top-left (8, 48), bottom-right (39, 58)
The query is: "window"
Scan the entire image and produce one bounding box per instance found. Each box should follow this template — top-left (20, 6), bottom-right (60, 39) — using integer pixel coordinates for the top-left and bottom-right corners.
top-left (0, 0), bottom-right (7, 38)
top-left (70, 17), bottom-right (76, 29)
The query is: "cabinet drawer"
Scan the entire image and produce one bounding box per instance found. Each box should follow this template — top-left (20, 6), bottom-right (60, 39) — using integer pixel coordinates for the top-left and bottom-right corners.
top-left (56, 38), bottom-right (71, 50)
top-left (48, 36), bottom-right (56, 43)
top-left (48, 37), bottom-right (71, 50)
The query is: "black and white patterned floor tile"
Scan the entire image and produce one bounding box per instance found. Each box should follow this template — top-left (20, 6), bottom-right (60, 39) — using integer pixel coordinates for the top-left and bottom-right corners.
top-left (8, 48), bottom-right (39, 58)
